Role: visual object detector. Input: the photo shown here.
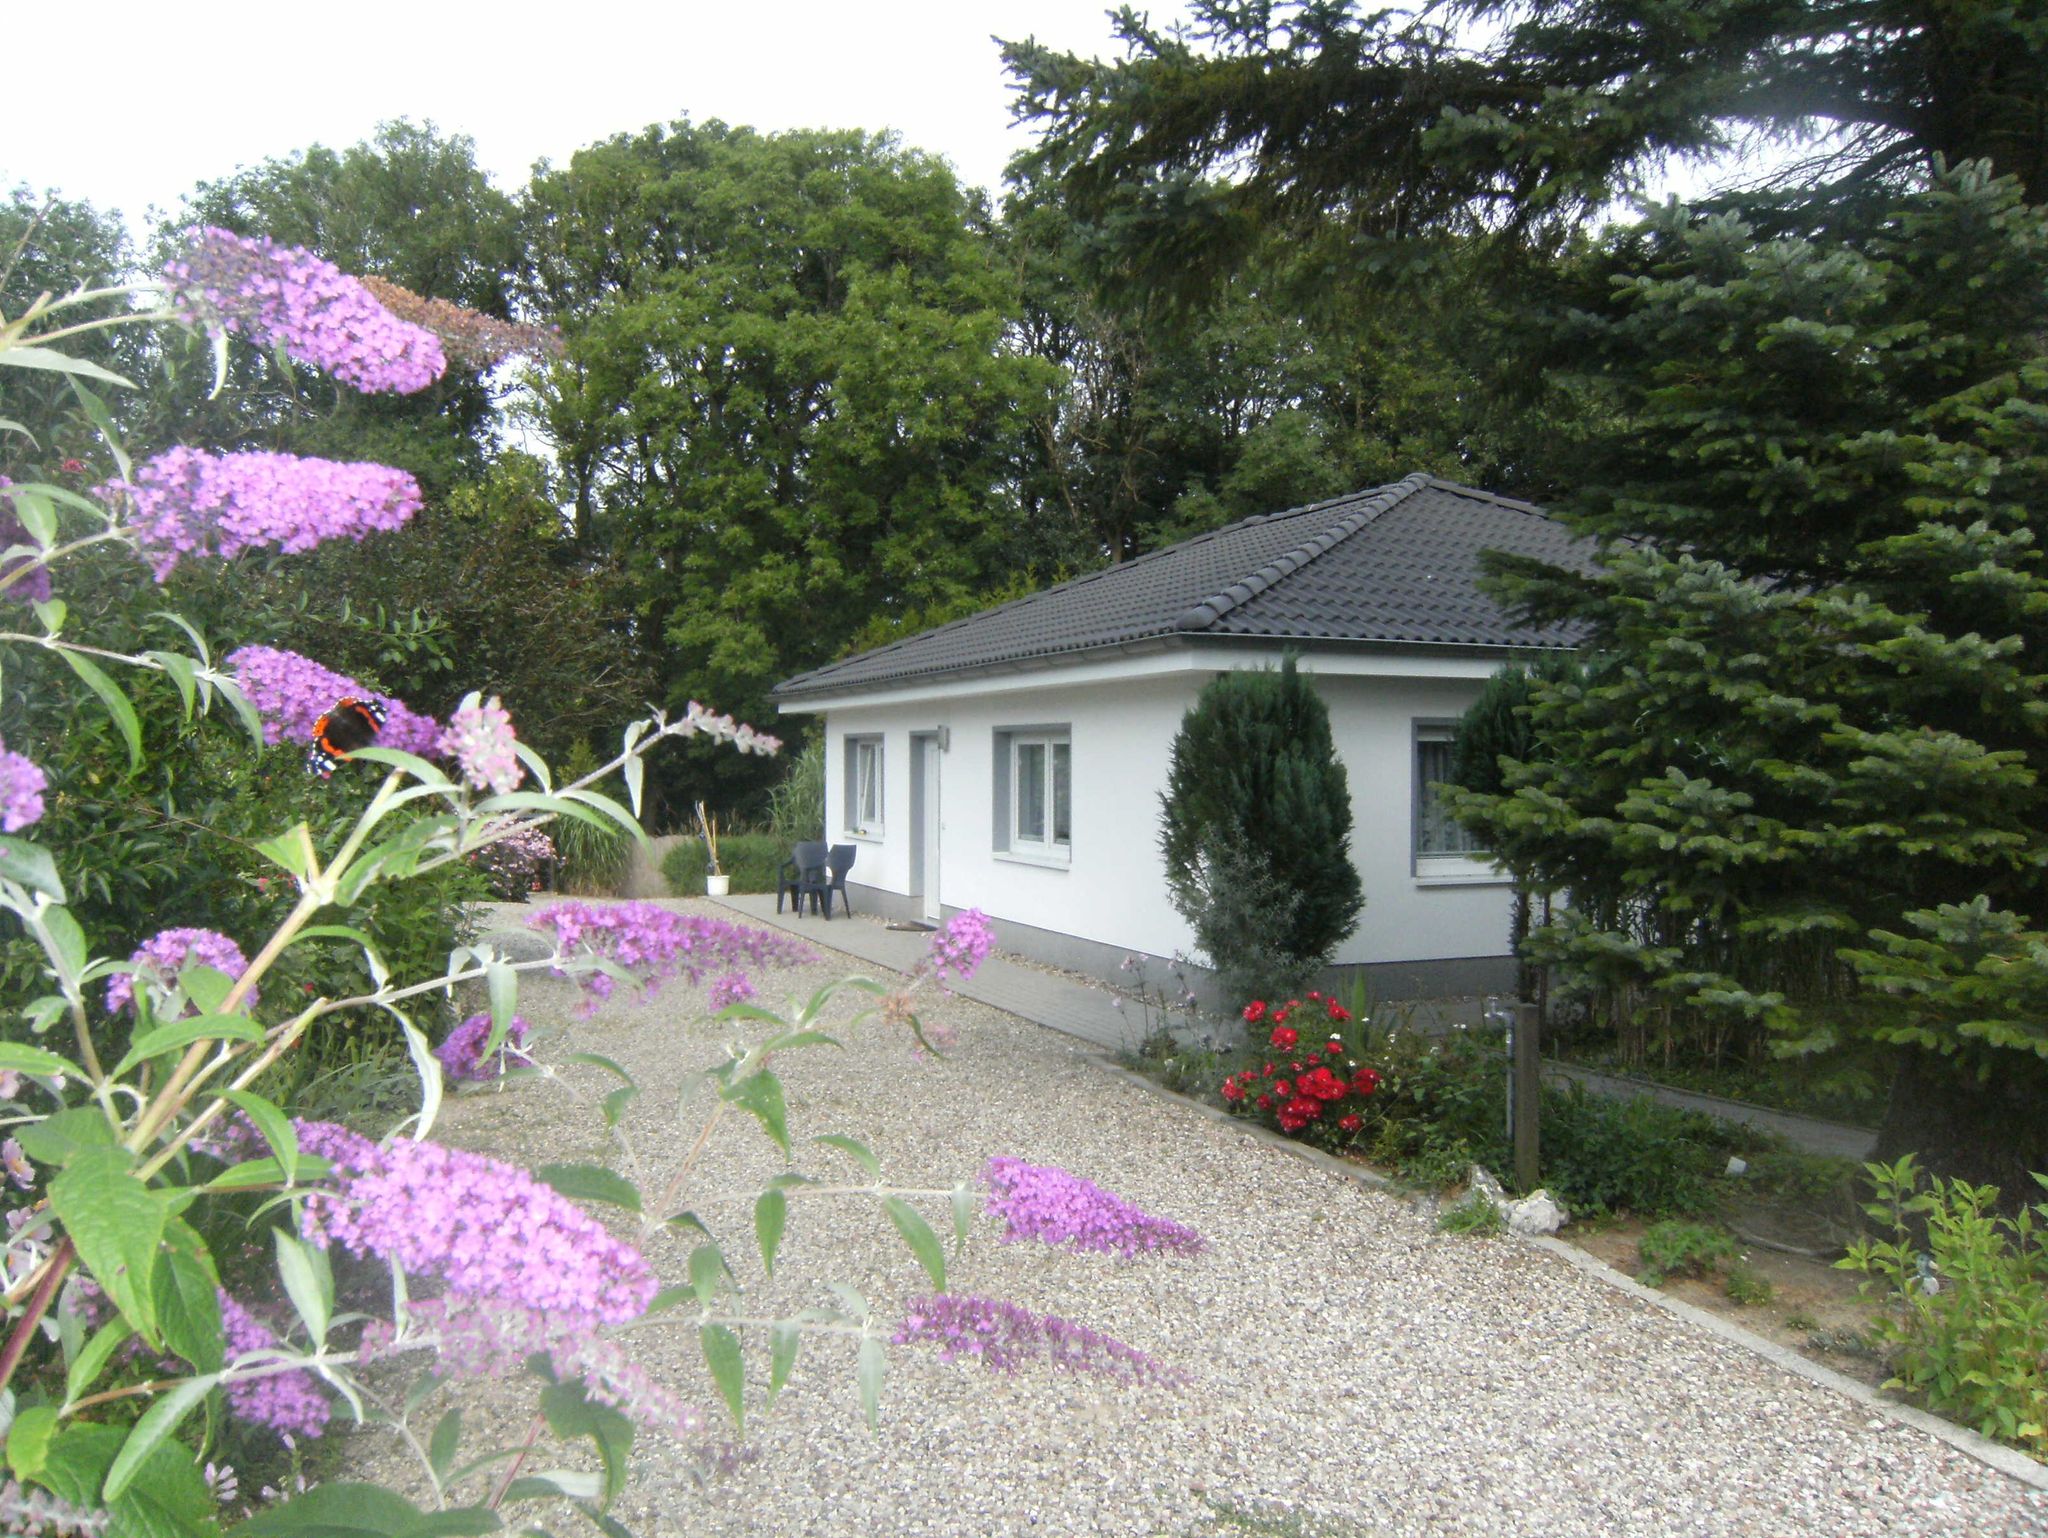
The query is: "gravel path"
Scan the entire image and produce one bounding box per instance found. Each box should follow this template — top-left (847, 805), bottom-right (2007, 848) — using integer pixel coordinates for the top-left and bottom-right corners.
top-left (347, 899), bottom-right (2048, 1538)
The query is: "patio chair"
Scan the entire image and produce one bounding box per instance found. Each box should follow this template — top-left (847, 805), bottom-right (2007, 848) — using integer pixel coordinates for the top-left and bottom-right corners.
top-left (776, 841), bottom-right (827, 915)
top-left (805, 843), bottom-right (857, 920)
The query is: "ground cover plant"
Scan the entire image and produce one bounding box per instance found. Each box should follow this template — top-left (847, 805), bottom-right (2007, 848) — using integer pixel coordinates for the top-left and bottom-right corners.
top-left (0, 232), bottom-right (1213, 1534)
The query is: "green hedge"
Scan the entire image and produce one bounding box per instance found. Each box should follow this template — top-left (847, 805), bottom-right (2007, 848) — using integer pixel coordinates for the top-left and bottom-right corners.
top-left (662, 833), bottom-right (788, 896)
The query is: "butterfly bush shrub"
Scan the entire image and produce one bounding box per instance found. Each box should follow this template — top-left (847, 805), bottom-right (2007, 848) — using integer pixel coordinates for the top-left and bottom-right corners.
top-left (0, 232), bottom-right (1201, 1534)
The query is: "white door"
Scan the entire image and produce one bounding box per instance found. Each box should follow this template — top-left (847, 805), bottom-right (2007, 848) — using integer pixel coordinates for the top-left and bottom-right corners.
top-left (920, 739), bottom-right (942, 924)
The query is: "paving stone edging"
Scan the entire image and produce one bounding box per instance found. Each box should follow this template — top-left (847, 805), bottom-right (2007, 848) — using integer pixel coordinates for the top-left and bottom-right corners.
top-left (1092, 1057), bottom-right (2048, 1495)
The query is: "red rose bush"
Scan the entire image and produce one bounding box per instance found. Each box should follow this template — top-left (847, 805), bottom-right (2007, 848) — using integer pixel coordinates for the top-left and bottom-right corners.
top-left (1219, 993), bottom-right (1380, 1150)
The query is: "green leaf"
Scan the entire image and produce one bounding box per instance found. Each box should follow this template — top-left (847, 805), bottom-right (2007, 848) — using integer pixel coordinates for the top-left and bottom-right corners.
top-left (557, 786), bottom-right (644, 840)
top-left (727, 1069), bottom-right (789, 1154)
top-left (145, 650), bottom-right (198, 718)
top-left (40, 905), bottom-right (88, 980)
top-left (152, 1225), bottom-right (223, 1373)
top-left (17, 1106), bottom-right (117, 1166)
top-left (398, 1509), bottom-right (503, 1538)
top-left (0, 344), bottom-right (136, 388)
top-left (64, 1317), bottom-right (136, 1404)
top-left (700, 1323), bottom-right (745, 1432)
top-left (560, 1051), bottom-right (635, 1084)
top-left (856, 1334), bottom-right (886, 1431)
top-left (813, 1133), bottom-right (881, 1179)
top-left (767, 1320), bottom-right (800, 1408)
top-left (428, 1408), bottom-right (463, 1482)
top-left (0, 836), bottom-right (64, 901)
top-left (537, 1376), bottom-right (633, 1508)
top-left (688, 1241), bottom-right (729, 1306)
top-left (760, 1029), bottom-right (842, 1053)
top-left (202, 1154), bottom-right (332, 1191)
top-left (754, 1188), bottom-right (787, 1277)
top-left (233, 1482), bottom-right (427, 1536)
top-left (178, 964), bottom-right (237, 1015)
top-left (645, 1283), bottom-right (695, 1315)
top-left (114, 1011), bottom-right (262, 1075)
top-left (56, 648), bottom-right (142, 770)
top-left (0, 1041), bottom-right (81, 1080)
top-left (6, 1405), bottom-right (57, 1481)
top-left (883, 1198), bottom-right (947, 1292)
top-left (66, 377), bottom-right (131, 480)
top-left (600, 1083), bottom-right (638, 1128)
top-left (534, 1163), bottom-right (641, 1212)
top-left (397, 1014), bottom-right (443, 1141)
top-left (31, 598), bottom-right (65, 635)
top-left (273, 1229), bottom-right (333, 1348)
top-left (951, 1181), bottom-right (975, 1253)
top-left (209, 672), bottom-right (267, 749)
top-left (103, 1371), bottom-right (219, 1499)
top-left (49, 1146), bottom-right (163, 1346)
top-left (254, 823), bottom-right (318, 880)
top-left (221, 1090), bottom-right (299, 1183)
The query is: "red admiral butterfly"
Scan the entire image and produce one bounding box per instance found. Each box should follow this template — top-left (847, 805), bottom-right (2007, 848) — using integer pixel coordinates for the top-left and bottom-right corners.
top-left (306, 696), bottom-right (388, 777)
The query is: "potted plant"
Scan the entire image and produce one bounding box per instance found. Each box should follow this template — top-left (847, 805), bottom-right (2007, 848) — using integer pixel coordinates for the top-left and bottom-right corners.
top-left (696, 801), bottom-right (730, 896)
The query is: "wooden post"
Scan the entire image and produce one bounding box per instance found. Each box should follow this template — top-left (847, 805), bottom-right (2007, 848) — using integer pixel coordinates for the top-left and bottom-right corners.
top-left (1513, 999), bottom-right (1541, 1191)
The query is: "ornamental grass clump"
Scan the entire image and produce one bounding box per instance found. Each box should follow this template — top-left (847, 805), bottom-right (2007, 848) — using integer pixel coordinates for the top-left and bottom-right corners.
top-left (982, 1157), bottom-right (1206, 1258)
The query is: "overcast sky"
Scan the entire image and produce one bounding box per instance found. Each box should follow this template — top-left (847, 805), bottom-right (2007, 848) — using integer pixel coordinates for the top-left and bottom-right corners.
top-left (2, 0), bottom-right (1193, 228)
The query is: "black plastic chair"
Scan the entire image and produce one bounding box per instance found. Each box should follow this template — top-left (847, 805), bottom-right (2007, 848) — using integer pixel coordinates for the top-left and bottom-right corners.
top-left (803, 844), bottom-right (856, 920)
top-left (777, 841), bottom-right (827, 915)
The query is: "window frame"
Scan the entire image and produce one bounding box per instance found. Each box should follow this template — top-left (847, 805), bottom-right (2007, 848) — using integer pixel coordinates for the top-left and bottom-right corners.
top-left (843, 734), bottom-right (884, 840)
top-left (1412, 721), bottom-right (1493, 873)
top-left (994, 727), bottom-right (1072, 866)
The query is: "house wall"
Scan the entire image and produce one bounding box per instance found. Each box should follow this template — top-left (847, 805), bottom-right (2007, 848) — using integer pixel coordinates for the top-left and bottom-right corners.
top-left (805, 653), bottom-right (1519, 999)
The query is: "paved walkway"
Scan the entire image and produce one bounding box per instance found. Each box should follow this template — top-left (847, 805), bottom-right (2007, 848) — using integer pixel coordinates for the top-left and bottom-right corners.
top-left (715, 893), bottom-right (1143, 1052)
top-left (713, 894), bottom-right (1878, 1159)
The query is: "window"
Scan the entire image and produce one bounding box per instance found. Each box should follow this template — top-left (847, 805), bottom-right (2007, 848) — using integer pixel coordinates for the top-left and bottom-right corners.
top-left (1415, 726), bottom-right (1487, 859)
top-left (844, 736), bottom-right (883, 837)
top-left (994, 729), bottom-right (1071, 861)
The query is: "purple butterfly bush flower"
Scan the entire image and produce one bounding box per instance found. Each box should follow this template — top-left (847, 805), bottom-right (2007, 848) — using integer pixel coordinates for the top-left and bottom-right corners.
top-left (982, 1157), bottom-right (1206, 1259)
top-left (0, 740), bottom-right (46, 833)
top-left (438, 693), bottom-right (522, 796)
top-left (528, 901), bottom-right (814, 1005)
top-left (894, 1294), bottom-right (1183, 1385)
top-left (107, 447), bottom-right (422, 581)
top-left (706, 972), bottom-right (756, 1011)
top-left (218, 1289), bottom-right (331, 1441)
top-left (927, 909), bottom-right (997, 984)
top-left (226, 644), bottom-right (440, 755)
top-left (300, 1136), bottom-right (656, 1329)
top-left (0, 480), bottom-right (52, 606)
top-left (163, 226), bottom-right (446, 395)
top-left (434, 1012), bottom-right (530, 1083)
top-left (104, 927), bottom-right (256, 1015)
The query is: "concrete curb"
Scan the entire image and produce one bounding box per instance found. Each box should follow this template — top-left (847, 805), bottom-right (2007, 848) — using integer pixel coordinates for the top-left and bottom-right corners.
top-left (1093, 1057), bottom-right (2048, 1495)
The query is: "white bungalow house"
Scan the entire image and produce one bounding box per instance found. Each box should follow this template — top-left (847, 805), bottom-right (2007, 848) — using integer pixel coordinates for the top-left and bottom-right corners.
top-left (770, 474), bottom-right (1585, 998)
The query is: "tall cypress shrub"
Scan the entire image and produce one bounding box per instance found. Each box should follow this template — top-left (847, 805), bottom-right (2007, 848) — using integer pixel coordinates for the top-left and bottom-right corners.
top-left (1159, 656), bottom-right (1364, 1003)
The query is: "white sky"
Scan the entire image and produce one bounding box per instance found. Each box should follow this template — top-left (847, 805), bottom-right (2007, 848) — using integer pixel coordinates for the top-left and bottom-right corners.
top-left (2, 0), bottom-right (1190, 228)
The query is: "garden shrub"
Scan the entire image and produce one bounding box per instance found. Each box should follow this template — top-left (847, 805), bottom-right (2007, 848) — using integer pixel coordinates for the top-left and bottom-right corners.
top-left (1541, 1084), bottom-right (1732, 1217)
top-left (1159, 655), bottom-right (1364, 1010)
top-left (662, 832), bottom-right (785, 895)
top-left (1635, 1220), bottom-right (1739, 1287)
top-left (1840, 1156), bottom-right (2048, 1455)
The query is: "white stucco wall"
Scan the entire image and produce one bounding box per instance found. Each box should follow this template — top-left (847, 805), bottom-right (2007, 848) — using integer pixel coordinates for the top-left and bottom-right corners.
top-left (798, 649), bottom-right (1517, 970)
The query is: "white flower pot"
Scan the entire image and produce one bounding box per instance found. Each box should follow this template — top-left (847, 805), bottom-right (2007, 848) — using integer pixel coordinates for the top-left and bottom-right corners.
top-left (705, 872), bottom-right (732, 897)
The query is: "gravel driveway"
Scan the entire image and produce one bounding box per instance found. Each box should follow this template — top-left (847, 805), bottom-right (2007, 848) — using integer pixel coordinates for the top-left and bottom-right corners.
top-left (350, 899), bottom-right (2048, 1538)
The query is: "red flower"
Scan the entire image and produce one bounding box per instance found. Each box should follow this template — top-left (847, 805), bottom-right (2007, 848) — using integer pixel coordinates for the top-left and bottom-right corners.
top-left (1272, 1007), bottom-right (1291, 1025)
top-left (1339, 1114), bottom-right (1363, 1132)
top-left (1308, 991), bottom-right (1323, 1001)
top-left (1222, 1078), bottom-right (1246, 1103)
top-left (1283, 1095), bottom-right (1321, 1125)
top-left (1351, 1067), bottom-right (1382, 1095)
top-left (59, 458), bottom-right (85, 475)
top-left (1256, 1094), bottom-right (1273, 1110)
top-left (1263, 1062), bottom-right (1277, 1077)
top-left (1269, 1024), bottom-right (1299, 1050)
top-left (1242, 1000), bottom-right (1268, 1023)
top-left (1326, 1000), bottom-right (1351, 1022)
top-left (1273, 1079), bottom-right (1293, 1097)
top-left (1302, 1066), bottom-right (1346, 1101)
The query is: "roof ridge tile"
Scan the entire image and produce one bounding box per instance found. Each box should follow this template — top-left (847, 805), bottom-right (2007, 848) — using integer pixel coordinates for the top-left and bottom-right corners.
top-left (1173, 475), bottom-right (1429, 633)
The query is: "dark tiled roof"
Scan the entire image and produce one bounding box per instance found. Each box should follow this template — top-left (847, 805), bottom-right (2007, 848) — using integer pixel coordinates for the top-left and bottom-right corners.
top-left (774, 475), bottom-right (1586, 700)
